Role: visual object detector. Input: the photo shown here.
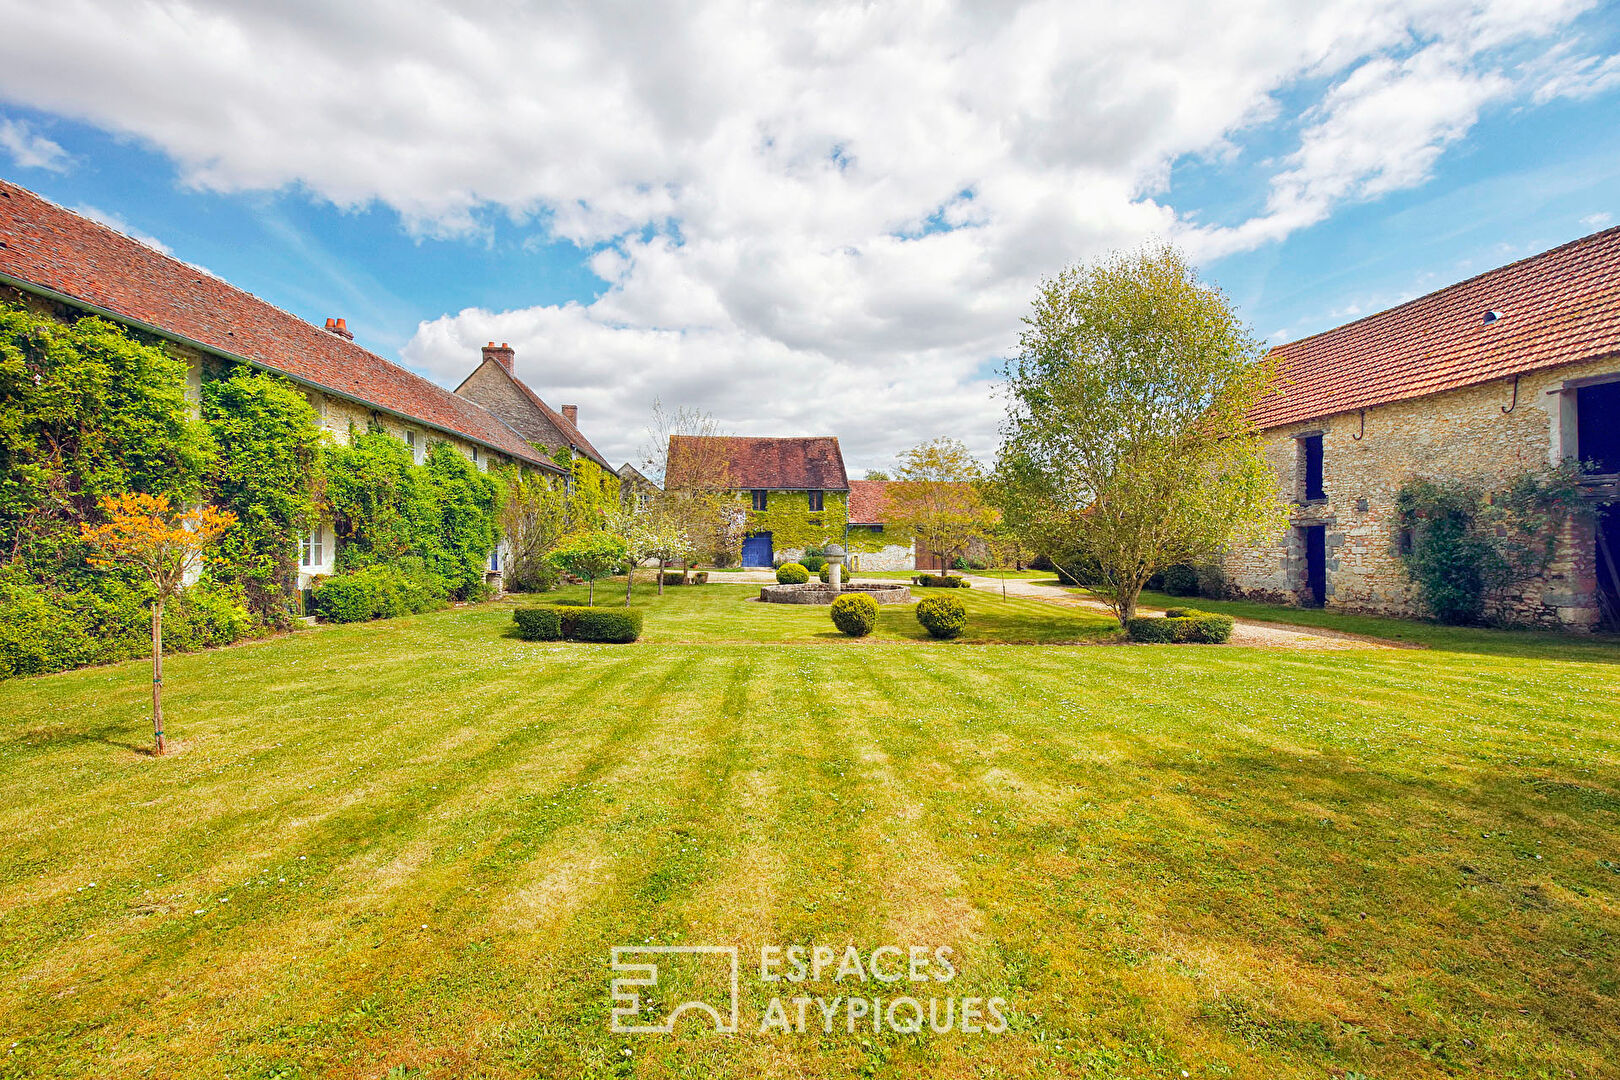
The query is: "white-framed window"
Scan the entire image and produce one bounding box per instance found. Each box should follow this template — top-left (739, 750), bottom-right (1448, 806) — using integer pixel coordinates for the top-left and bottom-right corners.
top-left (299, 527), bottom-right (324, 569)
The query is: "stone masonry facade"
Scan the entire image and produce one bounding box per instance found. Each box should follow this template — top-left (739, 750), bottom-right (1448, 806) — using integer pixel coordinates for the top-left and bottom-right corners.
top-left (1220, 355), bottom-right (1618, 630)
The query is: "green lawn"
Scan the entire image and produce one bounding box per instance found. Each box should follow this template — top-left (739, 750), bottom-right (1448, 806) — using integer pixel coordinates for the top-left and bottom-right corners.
top-left (2, 588), bottom-right (1618, 1079)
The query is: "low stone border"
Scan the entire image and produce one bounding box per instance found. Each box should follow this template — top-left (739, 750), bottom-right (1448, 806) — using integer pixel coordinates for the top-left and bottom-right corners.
top-left (759, 582), bottom-right (914, 605)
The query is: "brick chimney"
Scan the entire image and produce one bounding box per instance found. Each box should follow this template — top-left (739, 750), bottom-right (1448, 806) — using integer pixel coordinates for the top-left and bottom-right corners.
top-left (482, 341), bottom-right (515, 373)
top-left (561, 404), bottom-right (578, 425)
top-left (323, 317), bottom-right (354, 341)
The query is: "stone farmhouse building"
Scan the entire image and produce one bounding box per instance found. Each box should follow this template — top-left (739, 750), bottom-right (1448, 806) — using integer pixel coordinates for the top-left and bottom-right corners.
top-left (1222, 227), bottom-right (1620, 630)
top-left (665, 435), bottom-right (851, 567)
top-left (846, 480), bottom-right (926, 571)
top-left (452, 342), bottom-right (619, 512)
top-left (0, 179), bottom-right (571, 591)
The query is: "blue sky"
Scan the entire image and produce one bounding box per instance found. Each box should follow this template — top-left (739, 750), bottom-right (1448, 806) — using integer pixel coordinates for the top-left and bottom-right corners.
top-left (1, 1), bottom-right (1617, 471)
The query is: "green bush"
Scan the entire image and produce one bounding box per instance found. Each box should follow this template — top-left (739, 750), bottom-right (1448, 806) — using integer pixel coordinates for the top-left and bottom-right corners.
top-left (913, 573), bottom-right (969, 588)
top-left (1126, 610), bottom-right (1234, 644)
top-left (311, 564), bottom-right (448, 623)
top-left (691, 571), bottom-right (709, 585)
top-left (915, 595), bottom-right (967, 639)
top-left (513, 606), bottom-right (562, 641)
top-left (1161, 563), bottom-right (1200, 596)
top-left (801, 554), bottom-right (828, 572)
top-left (661, 571), bottom-right (687, 586)
top-left (0, 571), bottom-right (253, 680)
top-left (569, 607), bottom-right (643, 643)
top-left (776, 562), bottom-right (810, 584)
top-left (818, 564), bottom-right (849, 583)
top-left (951, 556), bottom-right (988, 571)
top-left (830, 593), bottom-right (879, 637)
top-left (552, 597), bottom-right (589, 607)
top-left (512, 604), bottom-right (641, 642)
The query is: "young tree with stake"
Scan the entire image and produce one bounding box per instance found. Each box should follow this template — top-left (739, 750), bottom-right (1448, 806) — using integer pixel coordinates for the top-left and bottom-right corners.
top-left (80, 494), bottom-right (236, 755)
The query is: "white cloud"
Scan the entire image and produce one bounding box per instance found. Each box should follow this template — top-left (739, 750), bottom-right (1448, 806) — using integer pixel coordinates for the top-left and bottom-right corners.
top-left (0, 115), bottom-right (68, 171)
top-left (0, 0), bottom-right (1609, 468)
top-left (1582, 211), bottom-right (1613, 229)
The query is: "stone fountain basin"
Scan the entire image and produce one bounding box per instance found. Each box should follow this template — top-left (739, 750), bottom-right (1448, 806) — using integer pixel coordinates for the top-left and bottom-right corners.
top-left (758, 582), bottom-right (914, 605)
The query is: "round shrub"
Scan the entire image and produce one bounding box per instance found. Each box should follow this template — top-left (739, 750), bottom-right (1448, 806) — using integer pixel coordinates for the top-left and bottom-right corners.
top-left (915, 595), bottom-right (967, 639)
top-left (830, 593), bottom-right (879, 636)
top-left (776, 562), bottom-right (810, 584)
top-left (818, 564), bottom-right (846, 583)
top-left (513, 606), bottom-right (563, 641)
top-left (311, 573), bottom-right (377, 623)
top-left (1161, 563), bottom-right (1200, 597)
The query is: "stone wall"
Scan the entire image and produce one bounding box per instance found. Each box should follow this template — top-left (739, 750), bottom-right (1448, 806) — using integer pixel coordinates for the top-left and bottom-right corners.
top-left (1220, 356), bottom-right (1618, 629)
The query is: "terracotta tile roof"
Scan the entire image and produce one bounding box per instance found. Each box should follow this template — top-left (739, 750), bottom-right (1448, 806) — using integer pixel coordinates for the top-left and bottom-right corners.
top-left (1253, 226), bottom-right (1620, 429)
top-left (665, 435), bottom-right (849, 491)
top-left (847, 479), bottom-right (891, 523)
top-left (0, 179), bottom-right (559, 471)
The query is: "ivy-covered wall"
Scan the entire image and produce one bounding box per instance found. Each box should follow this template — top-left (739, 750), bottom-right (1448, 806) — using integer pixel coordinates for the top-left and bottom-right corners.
top-left (555, 451), bottom-right (622, 532)
top-left (740, 490), bottom-right (850, 556)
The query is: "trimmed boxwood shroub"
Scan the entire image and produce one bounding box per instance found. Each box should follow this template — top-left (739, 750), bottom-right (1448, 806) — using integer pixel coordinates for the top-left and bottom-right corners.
top-left (1126, 608), bottom-right (1234, 644)
top-left (915, 595), bottom-right (967, 639)
top-left (513, 606), bottom-right (563, 640)
top-left (512, 605), bottom-right (643, 643)
top-left (776, 562), bottom-right (810, 584)
top-left (829, 593), bottom-right (879, 637)
top-left (570, 607), bottom-right (643, 643)
top-left (913, 573), bottom-right (969, 588)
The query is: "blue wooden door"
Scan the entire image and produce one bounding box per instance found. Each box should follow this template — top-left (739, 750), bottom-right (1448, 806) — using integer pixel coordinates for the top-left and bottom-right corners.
top-left (742, 532), bottom-right (773, 566)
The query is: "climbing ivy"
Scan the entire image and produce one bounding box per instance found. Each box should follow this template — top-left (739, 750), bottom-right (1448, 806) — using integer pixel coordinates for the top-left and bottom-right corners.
top-left (0, 297), bottom-right (209, 582)
top-left (322, 428), bottom-right (500, 600)
top-left (1395, 463), bottom-right (1590, 625)
top-left (741, 490), bottom-right (850, 554)
top-left (202, 367), bottom-right (322, 625)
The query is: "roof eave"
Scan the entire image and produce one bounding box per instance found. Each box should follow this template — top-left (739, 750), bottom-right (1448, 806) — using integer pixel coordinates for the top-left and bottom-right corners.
top-left (0, 269), bottom-right (566, 475)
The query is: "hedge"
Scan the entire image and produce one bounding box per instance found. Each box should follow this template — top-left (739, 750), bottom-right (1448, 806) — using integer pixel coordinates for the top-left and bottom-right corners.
top-left (513, 606), bottom-right (563, 640)
top-left (830, 593), bottom-right (878, 636)
top-left (915, 595), bottom-right (967, 639)
top-left (310, 562), bottom-right (448, 623)
top-left (512, 605), bottom-right (642, 643)
top-left (1125, 608), bottom-right (1234, 644)
top-left (913, 573), bottom-right (969, 588)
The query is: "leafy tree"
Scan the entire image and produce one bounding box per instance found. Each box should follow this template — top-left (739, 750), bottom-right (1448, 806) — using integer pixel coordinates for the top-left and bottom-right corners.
top-left (548, 530), bottom-right (628, 605)
top-left (80, 494), bottom-right (235, 755)
top-left (495, 469), bottom-right (569, 591)
top-left (614, 505), bottom-right (694, 600)
top-left (0, 301), bottom-right (208, 581)
top-left (885, 438), bottom-right (997, 575)
top-left (998, 243), bottom-right (1284, 624)
top-left (863, 469), bottom-right (890, 481)
top-left (202, 368), bottom-right (322, 625)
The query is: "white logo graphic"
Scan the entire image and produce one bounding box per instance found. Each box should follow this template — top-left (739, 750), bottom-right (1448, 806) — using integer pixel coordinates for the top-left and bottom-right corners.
top-left (610, 945), bottom-right (740, 1034)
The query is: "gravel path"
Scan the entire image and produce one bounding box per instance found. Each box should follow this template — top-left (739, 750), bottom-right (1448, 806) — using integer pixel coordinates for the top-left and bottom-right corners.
top-left (957, 574), bottom-right (1406, 650)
